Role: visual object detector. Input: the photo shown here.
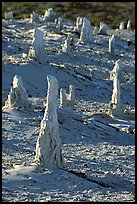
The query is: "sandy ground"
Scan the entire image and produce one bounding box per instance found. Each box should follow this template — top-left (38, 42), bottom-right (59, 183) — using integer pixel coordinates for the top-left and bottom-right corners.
top-left (2, 15), bottom-right (135, 202)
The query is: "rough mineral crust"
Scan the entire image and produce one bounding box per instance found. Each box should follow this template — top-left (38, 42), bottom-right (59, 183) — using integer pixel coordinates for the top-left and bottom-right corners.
top-left (79, 17), bottom-right (93, 44)
top-left (28, 28), bottom-right (46, 64)
top-left (109, 35), bottom-right (115, 53)
top-left (4, 75), bottom-right (32, 111)
top-left (43, 8), bottom-right (57, 22)
top-left (60, 85), bottom-right (75, 109)
top-left (35, 75), bottom-right (65, 169)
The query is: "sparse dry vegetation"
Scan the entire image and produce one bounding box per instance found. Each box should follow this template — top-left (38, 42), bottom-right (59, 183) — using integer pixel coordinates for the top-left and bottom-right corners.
top-left (2, 2), bottom-right (135, 29)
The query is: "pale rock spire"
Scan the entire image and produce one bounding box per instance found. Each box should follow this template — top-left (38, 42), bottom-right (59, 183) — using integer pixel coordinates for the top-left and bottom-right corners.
top-left (74, 16), bottom-right (84, 34)
top-left (4, 75), bottom-right (32, 111)
top-left (119, 21), bottom-right (124, 30)
top-left (28, 28), bottom-right (46, 64)
top-left (60, 85), bottom-right (75, 109)
top-left (5, 11), bottom-right (13, 20)
top-left (43, 8), bottom-right (57, 22)
top-left (127, 20), bottom-right (131, 31)
top-left (30, 11), bottom-right (40, 23)
top-left (79, 17), bottom-right (93, 44)
top-left (109, 35), bottom-right (115, 53)
top-left (62, 34), bottom-right (72, 54)
top-left (109, 60), bottom-right (123, 116)
top-left (35, 75), bottom-right (65, 169)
